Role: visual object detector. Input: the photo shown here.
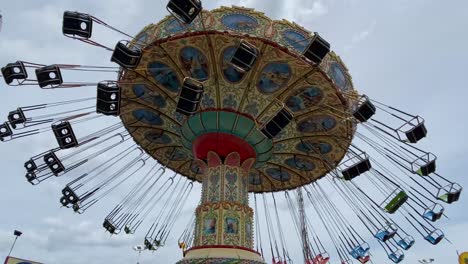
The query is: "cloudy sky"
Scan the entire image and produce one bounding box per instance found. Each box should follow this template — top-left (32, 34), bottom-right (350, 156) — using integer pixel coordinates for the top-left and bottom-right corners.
top-left (0, 0), bottom-right (467, 263)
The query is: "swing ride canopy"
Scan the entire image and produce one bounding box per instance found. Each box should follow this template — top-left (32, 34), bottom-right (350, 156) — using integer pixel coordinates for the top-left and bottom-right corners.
top-left (119, 6), bottom-right (355, 192)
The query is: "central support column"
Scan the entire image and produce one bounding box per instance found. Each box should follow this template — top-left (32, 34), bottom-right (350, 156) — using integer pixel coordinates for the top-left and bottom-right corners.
top-left (177, 151), bottom-right (265, 264)
top-left (195, 151), bottom-right (254, 248)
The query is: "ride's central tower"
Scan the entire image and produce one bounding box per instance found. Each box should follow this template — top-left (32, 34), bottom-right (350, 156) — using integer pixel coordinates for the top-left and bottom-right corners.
top-left (177, 111), bottom-right (267, 264)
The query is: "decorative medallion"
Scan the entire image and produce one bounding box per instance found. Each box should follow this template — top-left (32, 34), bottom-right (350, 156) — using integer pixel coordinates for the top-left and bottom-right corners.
top-left (257, 63), bottom-right (292, 94)
top-left (221, 13), bottom-right (259, 32)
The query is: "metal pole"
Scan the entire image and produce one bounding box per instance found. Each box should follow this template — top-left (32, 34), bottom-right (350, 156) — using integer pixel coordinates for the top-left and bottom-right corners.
top-left (7, 236), bottom-right (18, 257)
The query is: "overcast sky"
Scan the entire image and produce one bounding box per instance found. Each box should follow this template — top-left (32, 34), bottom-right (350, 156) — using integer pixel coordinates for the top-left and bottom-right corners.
top-left (0, 0), bottom-right (467, 264)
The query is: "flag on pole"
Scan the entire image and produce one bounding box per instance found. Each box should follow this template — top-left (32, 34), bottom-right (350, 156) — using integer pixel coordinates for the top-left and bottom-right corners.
top-left (4, 256), bottom-right (43, 264)
top-left (460, 252), bottom-right (468, 264)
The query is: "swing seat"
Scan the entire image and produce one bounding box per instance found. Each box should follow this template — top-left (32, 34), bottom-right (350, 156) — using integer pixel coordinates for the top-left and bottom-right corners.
top-left (303, 33), bottom-right (330, 65)
top-left (167, 0), bottom-right (202, 24)
top-left (437, 183), bottom-right (462, 204)
top-left (357, 256), bottom-right (370, 264)
top-left (111, 41), bottom-right (142, 69)
top-left (230, 40), bottom-right (259, 73)
top-left (424, 230), bottom-right (444, 245)
top-left (35, 65), bottom-right (63, 88)
top-left (25, 172), bottom-right (40, 185)
top-left (103, 219), bottom-right (118, 234)
top-left (0, 122), bottom-right (13, 141)
top-left (124, 225), bottom-right (134, 234)
top-left (72, 203), bottom-right (84, 214)
top-left (353, 95), bottom-right (376, 122)
top-left (423, 203), bottom-right (444, 222)
top-left (397, 236), bottom-right (415, 250)
top-left (2, 61), bottom-right (28, 85)
top-left (261, 107), bottom-right (293, 139)
top-left (388, 250), bottom-right (404, 263)
top-left (24, 159), bottom-right (38, 173)
top-left (416, 159), bottom-right (436, 176)
top-left (375, 223), bottom-right (397, 242)
top-left (97, 82), bottom-right (121, 116)
top-left (44, 151), bottom-right (65, 175)
top-left (350, 244), bottom-right (370, 260)
top-left (62, 186), bottom-right (79, 204)
top-left (60, 196), bottom-right (69, 206)
top-left (8, 108), bottom-right (27, 129)
top-left (144, 238), bottom-right (156, 251)
top-left (342, 158), bottom-right (371, 180)
top-left (62, 11), bottom-right (93, 39)
top-left (383, 190), bottom-right (408, 214)
top-left (404, 121), bottom-right (427, 143)
top-left (176, 78), bottom-right (204, 116)
top-left (52, 121), bottom-right (79, 149)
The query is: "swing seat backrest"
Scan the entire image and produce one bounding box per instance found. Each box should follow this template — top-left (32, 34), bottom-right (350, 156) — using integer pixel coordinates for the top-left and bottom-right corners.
top-left (397, 237), bottom-right (415, 250)
top-left (416, 159), bottom-right (436, 176)
top-left (389, 252), bottom-right (404, 263)
top-left (405, 122), bottom-right (427, 143)
top-left (353, 96), bottom-right (376, 123)
top-left (358, 255), bottom-right (370, 263)
top-left (423, 210), bottom-right (443, 222)
top-left (425, 232), bottom-right (444, 245)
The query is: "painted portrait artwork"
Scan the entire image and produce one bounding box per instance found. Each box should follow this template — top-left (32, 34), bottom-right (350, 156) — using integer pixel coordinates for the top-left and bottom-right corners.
top-left (180, 47), bottom-right (209, 81)
top-left (204, 218), bottom-right (217, 235)
top-left (225, 217), bottom-right (239, 234)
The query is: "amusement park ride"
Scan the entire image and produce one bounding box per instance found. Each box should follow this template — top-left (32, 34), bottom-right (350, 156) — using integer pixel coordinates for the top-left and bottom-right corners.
top-left (0, 1), bottom-right (463, 263)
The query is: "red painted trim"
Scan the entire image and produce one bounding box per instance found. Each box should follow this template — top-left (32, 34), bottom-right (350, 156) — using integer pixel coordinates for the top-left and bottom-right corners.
top-left (184, 245), bottom-right (262, 257)
top-left (193, 132), bottom-right (256, 163)
top-left (4, 256), bottom-right (9, 264)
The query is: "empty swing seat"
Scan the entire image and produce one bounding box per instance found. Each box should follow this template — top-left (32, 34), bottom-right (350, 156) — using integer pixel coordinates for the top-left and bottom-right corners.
top-left (124, 225), bottom-right (134, 234)
top-left (261, 107), bottom-right (293, 139)
top-left (424, 229), bottom-right (444, 245)
top-left (24, 159), bottom-right (38, 173)
top-left (383, 190), bottom-right (408, 214)
top-left (404, 121), bottom-right (427, 143)
top-left (111, 41), bottom-right (142, 69)
top-left (423, 203), bottom-right (444, 222)
top-left (62, 11), bottom-right (93, 38)
top-left (1, 61), bottom-right (28, 85)
top-left (350, 244), bottom-right (370, 261)
top-left (0, 122), bottom-right (13, 141)
top-left (353, 95), bottom-right (376, 122)
top-left (388, 250), bottom-right (405, 263)
top-left (397, 236), bottom-right (415, 250)
top-left (230, 40), bottom-right (259, 72)
top-left (342, 158), bottom-right (371, 180)
top-left (303, 33), bottom-right (330, 65)
top-left (103, 219), bottom-right (118, 234)
top-left (167, 0), bottom-right (202, 24)
top-left (176, 78), bottom-right (204, 116)
top-left (52, 121), bottom-right (79, 149)
top-left (375, 224), bottom-right (397, 242)
top-left (96, 82), bottom-right (121, 116)
top-left (43, 151), bottom-right (65, 175)
top-left (62, 185), bottom-right (79, 204)
top-left (35, 65), bottom-right (63, 88)
top-left (415, 159), bottom-right (436, 176)
top-left (8, 108), bottom-right (27, 129)
top-left (144, 238), bottom-right (156, 251)
top-left (437, 183), bottom-right (462, 204)
top-left (25, 172), bottom-right (39, 184)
